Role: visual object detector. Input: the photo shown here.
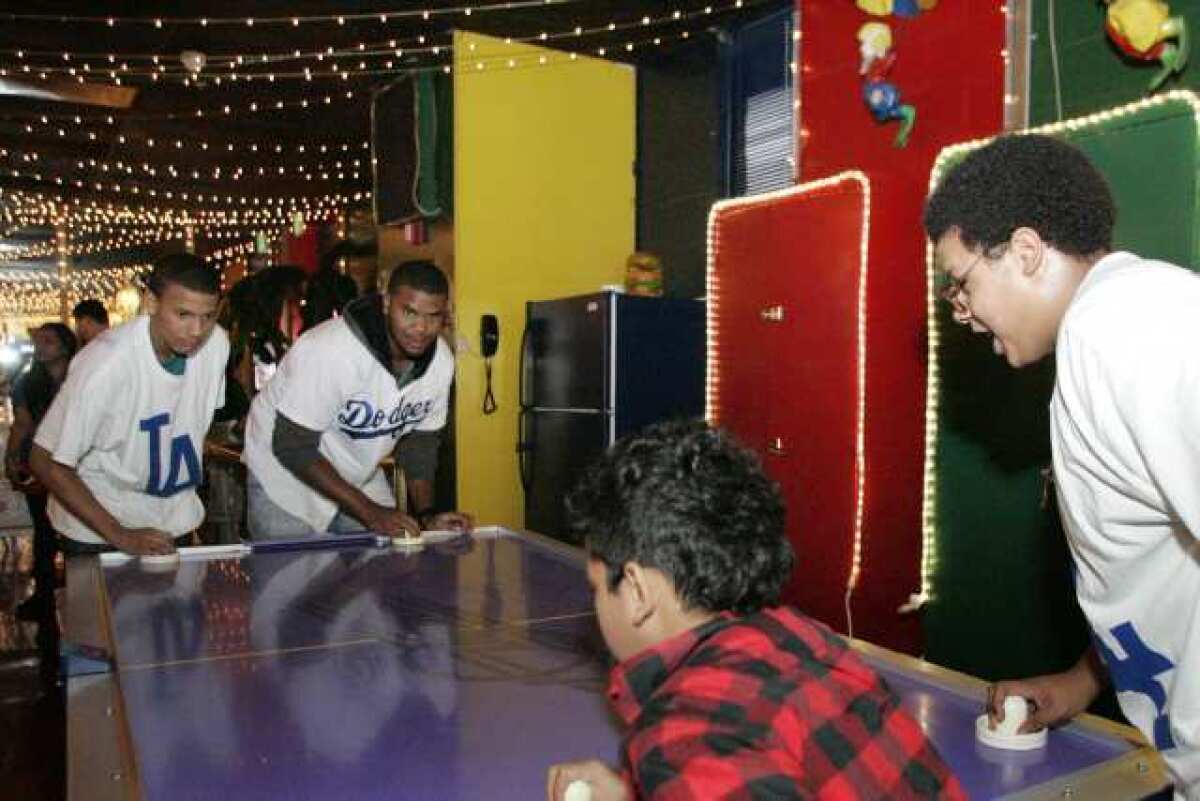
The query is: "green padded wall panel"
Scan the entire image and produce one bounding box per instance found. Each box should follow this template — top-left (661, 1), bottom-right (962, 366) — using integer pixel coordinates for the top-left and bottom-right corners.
top-left (924, 95), bottom-right (1200, 691)
top-left (1030, 2), bottom-right (1200, 126)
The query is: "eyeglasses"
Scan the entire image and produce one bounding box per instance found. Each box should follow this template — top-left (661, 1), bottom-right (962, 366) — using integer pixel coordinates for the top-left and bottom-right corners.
top-left (937, 251), bottom-right (988, 304)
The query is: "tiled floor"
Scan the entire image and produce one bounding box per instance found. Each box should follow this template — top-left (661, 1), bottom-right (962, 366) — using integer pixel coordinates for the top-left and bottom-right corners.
top-left (0, 422), bottom-right (64, 801)
top-left (0, 413), bottom-right (237, 801)
top-left (0, 533), bottom-right (64, 801)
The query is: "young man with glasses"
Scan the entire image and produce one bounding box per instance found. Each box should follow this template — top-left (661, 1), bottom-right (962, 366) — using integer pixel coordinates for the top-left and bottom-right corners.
top-left (242, 260), bottom-right (472, 540)
top-left (924, 133), bottom-right (1200, 798)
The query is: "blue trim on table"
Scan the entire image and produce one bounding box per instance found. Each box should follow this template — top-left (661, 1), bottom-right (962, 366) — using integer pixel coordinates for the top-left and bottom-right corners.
top-left (248, 532), bottom-right (382, 553)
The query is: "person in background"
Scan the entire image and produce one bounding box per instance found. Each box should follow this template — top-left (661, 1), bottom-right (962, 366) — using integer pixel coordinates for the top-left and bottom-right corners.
top-left (71, 298), bottom-right (110, 346)
top-left (924, 133), bottom-right (1200, 798)
top-left (301, 250), bottom-right (360, 332)
top-left (547, 420), bottom-right (965, 801)
top-left (4, 323), bottom-right (77, 622)
top-left (223, 265), bottom-right (309, 399)
top-left (31, 254), bottom-right (229, 557)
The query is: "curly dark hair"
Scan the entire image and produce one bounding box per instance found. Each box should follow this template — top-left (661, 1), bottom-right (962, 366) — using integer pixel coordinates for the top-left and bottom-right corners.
top-left (923, 134), bottom-right (1115, 257)
top-left (223, 265), bottom-right (308, 365)
top-left (567, 420), bottom-right (793, 615)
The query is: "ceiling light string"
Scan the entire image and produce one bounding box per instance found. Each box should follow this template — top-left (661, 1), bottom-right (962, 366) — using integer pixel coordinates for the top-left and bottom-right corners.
top-left (0, 148), bottom-right (368, 185)
top-left (0, 190), bottom-right (356, 228)
top-left (0, 120), bottom-right (370, 159)
top-left (0, 0), bottom-right (764, 98)
top-left (0, 0), bottom-right (580, 28)
top-left (0, 1), bottom-right (747, 72)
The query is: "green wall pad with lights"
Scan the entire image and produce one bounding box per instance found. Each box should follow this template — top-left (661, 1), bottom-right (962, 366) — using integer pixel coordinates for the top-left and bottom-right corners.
top-left (922, 93), bottom-right (1200, 693)
top-left (1030, 2), bottom-right (1200, 126)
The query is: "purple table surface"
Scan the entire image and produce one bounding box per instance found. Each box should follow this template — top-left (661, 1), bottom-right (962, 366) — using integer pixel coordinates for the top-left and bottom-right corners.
top-left (870, 659), bottom-right (1125, 798)
top-left (99, 534), bottom-right (621, 801)
top-left (851, 639), bottom-right (1167, 800)
top-left (74, 532), bottom-right (1166, 801)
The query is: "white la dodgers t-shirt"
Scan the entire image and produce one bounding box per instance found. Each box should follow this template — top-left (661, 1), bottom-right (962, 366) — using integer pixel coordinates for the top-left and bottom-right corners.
top-left (1051, 251), bottom-right (1200, 799)
top-left (35, 315), bottom-right (230, 544)
top-left (242, 314), bottom-right (453, 533)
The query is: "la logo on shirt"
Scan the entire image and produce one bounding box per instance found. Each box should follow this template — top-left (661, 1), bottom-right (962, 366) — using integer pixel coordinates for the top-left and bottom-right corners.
top-left (336, 396), bottom-right (434, 440)
top-left (140, 412), bottom-right (202, 497)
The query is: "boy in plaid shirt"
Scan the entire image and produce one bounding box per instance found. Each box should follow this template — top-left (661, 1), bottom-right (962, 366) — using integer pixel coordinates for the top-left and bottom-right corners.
top-left (547, 421), bottom-right (964, 801)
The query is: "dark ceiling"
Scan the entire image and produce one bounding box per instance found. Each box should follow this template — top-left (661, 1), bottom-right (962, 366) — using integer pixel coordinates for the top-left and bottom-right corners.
top-left (0, 0), bottom-right (773, 278)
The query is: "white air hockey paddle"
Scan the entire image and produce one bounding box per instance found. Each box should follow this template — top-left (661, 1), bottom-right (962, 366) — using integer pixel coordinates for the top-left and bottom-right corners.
top-left (976, 696), bottom-right (1046, 750)
top-left (140, 551), bottom-right (182, 571)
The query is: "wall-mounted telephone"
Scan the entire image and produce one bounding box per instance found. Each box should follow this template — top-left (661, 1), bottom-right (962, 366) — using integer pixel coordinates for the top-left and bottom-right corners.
top-left (481, 314), bottom-right (499, 414)
top-left (481, 314), bottom-right (500, 358)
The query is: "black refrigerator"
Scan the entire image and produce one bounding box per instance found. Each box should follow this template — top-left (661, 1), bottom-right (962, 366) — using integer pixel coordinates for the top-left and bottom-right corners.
top-left (519, 292), bottom-right (706, 541)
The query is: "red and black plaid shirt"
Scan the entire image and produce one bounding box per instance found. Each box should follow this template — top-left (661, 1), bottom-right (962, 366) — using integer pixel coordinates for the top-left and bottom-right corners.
top-left (608, 607), bottom-right (966, 800)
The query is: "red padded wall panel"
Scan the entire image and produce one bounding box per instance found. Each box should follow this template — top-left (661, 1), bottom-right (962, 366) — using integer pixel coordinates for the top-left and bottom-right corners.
top-left (709, 176), bottom-right (867, 631)
top-left (796, 1), bottom-right (1006, 652)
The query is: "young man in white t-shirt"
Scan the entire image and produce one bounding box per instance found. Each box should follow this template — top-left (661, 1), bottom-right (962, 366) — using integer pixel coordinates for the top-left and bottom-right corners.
top-left (31, 254), bottom-right (230, 556)
top-left (923, 134), bottom-right (1200, 799)
top-left (242, 260), bottom-right (472, 540)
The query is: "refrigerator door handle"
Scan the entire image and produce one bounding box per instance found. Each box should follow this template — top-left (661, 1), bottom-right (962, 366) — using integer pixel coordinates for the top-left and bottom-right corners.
top-left (518, 408), bottom-right (533, 492)
top-left (518, 322), bottom-right (533, 409)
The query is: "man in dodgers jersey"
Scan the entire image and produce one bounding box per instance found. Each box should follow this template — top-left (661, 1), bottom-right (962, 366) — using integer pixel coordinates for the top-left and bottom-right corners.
top-left (924, 134), bottom-right (1200, 799)
top-left (243, 260), bottom-right (471, 539)
top-left (31, 254), bottom-right (230, 556)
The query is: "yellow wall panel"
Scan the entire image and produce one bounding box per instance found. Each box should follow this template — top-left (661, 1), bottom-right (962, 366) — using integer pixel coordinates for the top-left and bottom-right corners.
top-left (453, 31), bottom-right (634, 528)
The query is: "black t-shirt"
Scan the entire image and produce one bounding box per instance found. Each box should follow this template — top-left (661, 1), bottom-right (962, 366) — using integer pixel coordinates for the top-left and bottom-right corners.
top-left (11, 365), bottom-right (63, 461)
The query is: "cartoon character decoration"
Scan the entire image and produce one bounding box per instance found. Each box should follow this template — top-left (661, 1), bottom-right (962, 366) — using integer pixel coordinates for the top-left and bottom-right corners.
top-left (625, 251), bottom-right (664, 297)
top-left (858, 22), bottom-right (916, 148)
top-left (1104, 0), bottom-right (1188, 91)
top-left (856, 0), bottom-right (937, 19)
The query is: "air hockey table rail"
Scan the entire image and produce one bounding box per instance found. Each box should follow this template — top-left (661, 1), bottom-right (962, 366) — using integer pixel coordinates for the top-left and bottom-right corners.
top-left (63, 527), bottom-right (1169, 801)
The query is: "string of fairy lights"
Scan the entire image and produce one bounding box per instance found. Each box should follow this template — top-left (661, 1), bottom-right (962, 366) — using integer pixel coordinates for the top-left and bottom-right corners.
top-left (0, 223), bottom-right (291, 258)
top-left (0, 23), bottom-right (752, 125)
top-left (0, 179), bottom-right (368, 206)
top-left (1, 199), bottom-right (347, 230)
top-left (2, 187), bottom-right (351, 213)
top-left (1, 10), bottom-right (740, 85)
top-left (0, 149), bottom-right (367, 185)
top-left (0, 0), bottom-right (583, 27)
top-left (0, 0), bottom-right (769, 317)
top-left (208, 240), bottom-right (260, 265)
top-left (0, 229), bottom-right (187, 260)
top-left (0, 115), bottom-right (370, 156)
top-left (0, 203), bottom-right (322, 240)
top-left (0, 0), bottom-right (763, 102)
top-left (0, 186), bottom-right (335, 313)
top-left (0, 223), bottom-right (288, 245)
top-left (0, 263), bottom-right (151, 315)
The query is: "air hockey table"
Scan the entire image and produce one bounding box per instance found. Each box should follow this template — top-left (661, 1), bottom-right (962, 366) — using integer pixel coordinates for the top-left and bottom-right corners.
top-left (63, 527), bottom-right (1168, 800)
